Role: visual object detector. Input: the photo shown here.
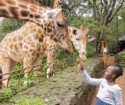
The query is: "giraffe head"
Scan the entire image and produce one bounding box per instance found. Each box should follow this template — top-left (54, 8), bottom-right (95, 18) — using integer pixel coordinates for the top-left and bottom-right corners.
top-left (69, 26), bottom-right (90, 60)
top-left (51, 0), bottom-right (72, 52)
top-left (40, 8), bottom-right (73, 53)
top-left (0, 0), bottom-right (73, 53)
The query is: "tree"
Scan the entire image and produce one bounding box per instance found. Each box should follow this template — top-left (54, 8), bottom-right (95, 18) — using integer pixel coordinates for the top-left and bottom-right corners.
top-left (91, 0), bottom-right (125, 53)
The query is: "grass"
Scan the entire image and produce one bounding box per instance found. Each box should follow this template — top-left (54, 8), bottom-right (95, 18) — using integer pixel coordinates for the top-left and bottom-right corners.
top-left (0, 55), bottom-right (102, 105)
top-left (14, 96), bottom-right (46, 105)
top-left (0, 56), bottom-right (76, 103)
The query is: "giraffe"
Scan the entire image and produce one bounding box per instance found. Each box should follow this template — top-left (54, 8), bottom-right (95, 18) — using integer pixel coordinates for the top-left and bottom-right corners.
top-left (0, 0), bottom-right (95, 88)
top-left (46, 25), bottom-right (95, 78)
top-left (0, 0), bottom-right (74, 88)
top-left (0, 0), bottom-right (73, 53)
top-left (0, 21), bottom-right (93, 88)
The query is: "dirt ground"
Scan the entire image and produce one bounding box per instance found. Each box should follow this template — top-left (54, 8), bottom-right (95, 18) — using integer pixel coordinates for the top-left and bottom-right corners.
top-left (91, 68), bottom-right (125, 105)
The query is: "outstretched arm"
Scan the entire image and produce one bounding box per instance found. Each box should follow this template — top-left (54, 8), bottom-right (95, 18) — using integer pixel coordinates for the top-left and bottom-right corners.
top-left (77, 60), bottom-right (103, 86)
top-left (81, 70), bottom-right (103, 86)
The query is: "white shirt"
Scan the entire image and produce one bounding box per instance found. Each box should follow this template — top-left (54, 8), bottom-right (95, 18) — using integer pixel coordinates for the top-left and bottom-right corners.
top-left (81, 70), bottom-right (122, 105)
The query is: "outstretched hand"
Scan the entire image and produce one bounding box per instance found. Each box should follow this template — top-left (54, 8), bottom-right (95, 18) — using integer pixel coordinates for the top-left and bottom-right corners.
top-left (77, 60), bottom-right (84, 71)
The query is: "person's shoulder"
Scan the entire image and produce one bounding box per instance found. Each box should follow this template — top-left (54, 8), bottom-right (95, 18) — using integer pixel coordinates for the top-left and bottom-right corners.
top-left (99, 78), bottom-right (106, 84)
top-left (101, 78), bottom-right (107, 83)
top-left (113, 84), bottom-right (121, 91)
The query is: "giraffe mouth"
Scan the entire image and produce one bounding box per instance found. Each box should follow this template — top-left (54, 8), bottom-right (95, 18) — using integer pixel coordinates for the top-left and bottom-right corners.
top-left (79, 54), bottom-right (87, 61)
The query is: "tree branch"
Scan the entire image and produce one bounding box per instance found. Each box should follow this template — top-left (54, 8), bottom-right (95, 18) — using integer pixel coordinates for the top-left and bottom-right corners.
top-left (108, 0), bottom-right (124, 23)
top-left (103, 0), bottom-right (116, 26)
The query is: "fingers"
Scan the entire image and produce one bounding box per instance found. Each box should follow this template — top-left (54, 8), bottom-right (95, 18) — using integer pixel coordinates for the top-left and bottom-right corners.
top-left (76, 59), bottom-right (83, 64)
top-left (76, 59), bottom-right (84, 70)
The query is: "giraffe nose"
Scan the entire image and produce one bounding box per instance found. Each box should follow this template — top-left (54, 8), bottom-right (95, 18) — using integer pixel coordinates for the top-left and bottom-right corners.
top-left (82, 52), bottom-right (87, 56)
top-left (82, 52), bottom-right (85, 55)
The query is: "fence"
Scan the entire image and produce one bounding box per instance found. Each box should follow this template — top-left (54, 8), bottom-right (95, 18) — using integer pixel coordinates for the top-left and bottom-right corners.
top-left (0, 57), bottom-right (76, 89)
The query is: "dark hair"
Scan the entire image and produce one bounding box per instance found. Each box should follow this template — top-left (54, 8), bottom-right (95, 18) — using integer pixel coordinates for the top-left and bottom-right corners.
top-left (108, 64), bottom-right (123, 78)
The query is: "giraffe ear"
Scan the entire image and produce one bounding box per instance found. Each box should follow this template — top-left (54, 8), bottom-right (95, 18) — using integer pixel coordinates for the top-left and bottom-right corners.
top-left (88, 35), bottom-right (96, 42)
top-left (84, 28), bottom-right (89, 35)
top-left (41, 9), bottom-right (62, 19)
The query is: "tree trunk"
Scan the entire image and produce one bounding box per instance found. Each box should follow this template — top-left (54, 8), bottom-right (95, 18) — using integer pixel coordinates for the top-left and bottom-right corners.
top-left (96, 0), bottom-right (124, 54)
top-left (93, 0), bottom-right (97, 19)
top-left (97, 29), bottom-right (104, 53)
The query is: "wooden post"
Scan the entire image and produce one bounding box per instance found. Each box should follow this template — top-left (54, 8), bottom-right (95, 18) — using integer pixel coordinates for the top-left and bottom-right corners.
top-left (101, 40), bottom-right (115, 69)
top-left (102, 40), bottom-right (106, 68)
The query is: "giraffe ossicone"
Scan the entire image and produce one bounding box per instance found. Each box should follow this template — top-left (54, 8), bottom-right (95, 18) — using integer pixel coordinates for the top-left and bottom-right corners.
top-left (40, 8), bottom-right (62, 19)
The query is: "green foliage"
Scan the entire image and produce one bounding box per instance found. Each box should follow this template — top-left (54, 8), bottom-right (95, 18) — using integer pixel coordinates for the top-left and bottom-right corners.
top-left (118, 50), bottom-right (125, 66)
top-left (0, 18), bottom-right (23, 36)
top-left (55, 48), bottom-right (78, 71)
top-left (87, 44), bottom-right (95, 57)
top-left (107, 40), bottom-right (118, 54)
top-left (56, 48), bottom-right (77, 60)
top-left (14, 96), bottom-right (46, 105)
top-left (68, 16), bottom-right (100, 36)
top-left (0, 74), bottom-right (45, 102)
top-left (105, 14), bottom-right (124, 54)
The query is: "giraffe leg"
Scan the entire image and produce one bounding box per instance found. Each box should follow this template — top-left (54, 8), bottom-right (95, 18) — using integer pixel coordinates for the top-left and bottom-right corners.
top-left (33, 57), bottom-right (42, 76)
top-left (0, 56), bottom-right (16, 88)
top-left (0, 68), bottom-right (2, 89)
top-left (6, 60), bottom-right (16, 87)
top-left (23, 56), bottom-right (34, 78)
top-left (23, 52), bottom-right (39, 78)
top-left (46, 52), bottom-right (56, 78)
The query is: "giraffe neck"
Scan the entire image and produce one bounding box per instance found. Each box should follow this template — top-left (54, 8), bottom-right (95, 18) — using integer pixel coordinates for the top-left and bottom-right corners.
top-left (0, 0), bottom-right (48, 25)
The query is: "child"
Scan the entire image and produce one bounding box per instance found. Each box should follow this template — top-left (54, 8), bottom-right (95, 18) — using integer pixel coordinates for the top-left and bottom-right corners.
top-left (77, 61), bottom-right (123, 105)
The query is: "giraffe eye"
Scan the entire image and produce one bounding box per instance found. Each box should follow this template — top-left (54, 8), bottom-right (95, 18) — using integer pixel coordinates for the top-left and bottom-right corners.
top-left (73, 29), bottom-right (77, 35)
top-left (76, 38), bottom-right (80, 41)
top-left (57, 22), bottom-right (64, 27)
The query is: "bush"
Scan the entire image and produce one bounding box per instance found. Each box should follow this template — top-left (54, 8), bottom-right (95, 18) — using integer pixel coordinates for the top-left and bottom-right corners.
top-left (118, 50), bottom-right (125, 66)
top-left (0, 18), bottom-right (24, 37)
top-left (107, 40), bottom-right (119, 54)
top-left (87, 44), bottom-right (96, 57)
